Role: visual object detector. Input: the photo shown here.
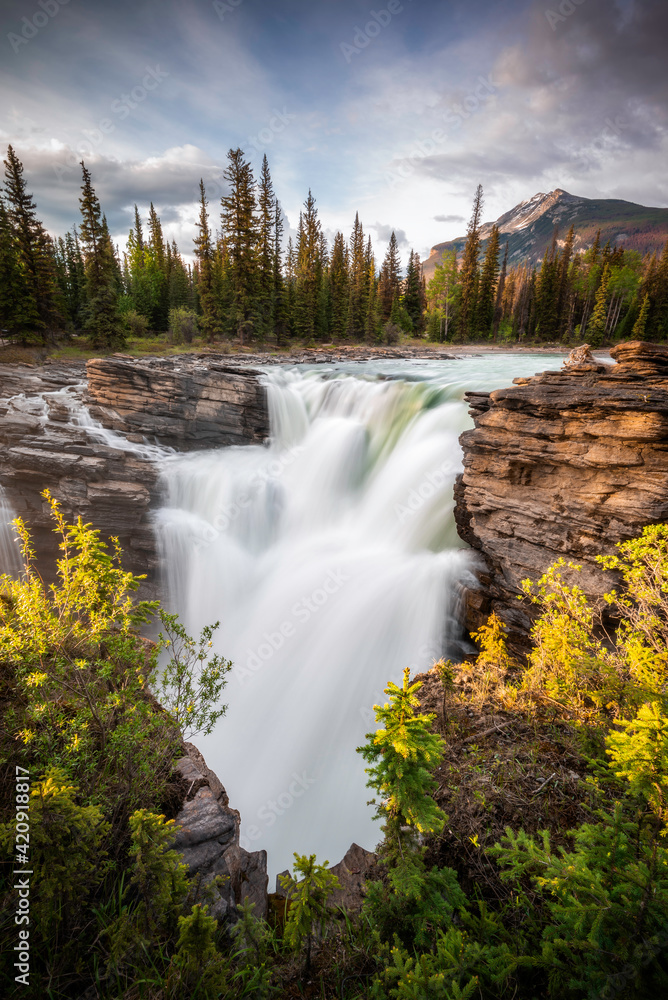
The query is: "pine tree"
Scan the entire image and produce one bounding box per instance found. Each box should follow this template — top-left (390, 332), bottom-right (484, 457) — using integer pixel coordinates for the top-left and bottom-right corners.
top-left (403, 250), bottom-right (424, 334)
top-left (63, 228), bottom-right (86, 329)
top-left (492, 241), bottom-right (509, 340)
top-left (146, 203), bottom-right (169, 331)
top-left (221, 147), bottom-right (258, 344)
top-left (328, 231), bottom-right (348, 340)
top-left (256, 154), bottom-right (276, 341)
top-left (3, 145), bottom-right (64, 344)
top-left (284, 236), bottom-right (296, 339)
top-left (358, 667), bottom-right (446, 850)
top-left (168, 240), bottom-right (192, 310)
top-left (556, 225), bottom-right (575, 338)
top-left (378, 231), bottom-right (401, 322)
top-left (632, 293), bottom-right (651, 339)
top-left (273, 201), bottom-right (287, 345)
top-left (650, 238), bottom-right (668, 340)
top-left (457, 184), bottom-right (484, 341)
top-left (78, 162), bottom-right (125, 350)
top-left (193, 180), bottom-right (223, 341)
top-left (347, 212), bottom-right (367, 339)
top-left (535, 229), bottom-right (561, 341)
top-left (588, 262), bottom-right (611, 346)
top-left (294, 191), bottom-right (323, 342)
top-left (426, 249), bottom-right (458, 341)
top-left (0, 195), bottom-right (26, 338)
top-left (476, 224), bottom-right (500, 337)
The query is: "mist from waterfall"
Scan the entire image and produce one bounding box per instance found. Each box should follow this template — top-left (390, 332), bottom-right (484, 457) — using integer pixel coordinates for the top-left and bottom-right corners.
top-left (155, 354), bottom-right (564, 877)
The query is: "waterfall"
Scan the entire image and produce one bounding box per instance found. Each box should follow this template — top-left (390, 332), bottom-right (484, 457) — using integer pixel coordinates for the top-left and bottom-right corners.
top-left (155, 355), bottom-right (562, 876)
top-left (0, 485), bottom-right (22, 578)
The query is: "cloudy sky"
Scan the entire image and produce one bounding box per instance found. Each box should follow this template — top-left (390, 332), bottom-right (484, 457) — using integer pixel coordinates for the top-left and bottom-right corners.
top-left (1, 0), bottom-right (666, 263)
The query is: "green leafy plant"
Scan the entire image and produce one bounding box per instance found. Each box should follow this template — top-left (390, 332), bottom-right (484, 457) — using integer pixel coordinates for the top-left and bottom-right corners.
top-left (155, 611), bottom-right (231, 739)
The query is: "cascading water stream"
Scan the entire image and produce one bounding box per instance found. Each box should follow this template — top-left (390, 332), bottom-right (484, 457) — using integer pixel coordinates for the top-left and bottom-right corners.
top-left (0, 485), bottom-right (22, 577)
top-left (155, 354), bottom-right (565, 877)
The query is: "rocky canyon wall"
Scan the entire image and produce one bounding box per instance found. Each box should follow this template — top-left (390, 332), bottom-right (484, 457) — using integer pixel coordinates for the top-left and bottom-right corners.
top-left (0, 356), bottom-right (269, 584)
top-left (454, 341), bottom-right (668, 647)
top-left (86, 355), bottom-right (269, 449)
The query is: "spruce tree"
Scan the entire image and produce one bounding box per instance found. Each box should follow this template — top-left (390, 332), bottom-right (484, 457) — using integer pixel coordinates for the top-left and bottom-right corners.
top-left (587, 262), bottom-right (611, 347)
top-left (535, 230), bottom-right (560, 342)
top-left (168, 240), bottom-right (192, 310)
top-left (328, 232), bottom-right (349, 341)
top-left (476, 224), bottom-right (500, 337)
top-left (78, 162), bottom-right (125, 350)
top-left (284, 236), bottom-right (296, 339)
top-left (221, 147), bottom-right (258, 344)
top-left (0, 195), bottom-right (26, 338)
top-left (347, 212), bottom-right (367, 339)
top-left (193, 180), bottom-right (223, 341)
top-left (632, 293), bottom-right (651, 339)
top-left (378, 231), bottom-right (401, 322)
top-left (294, 191), bottom-right (323, 341)
top-left (3, 145), bottom-right (64, 344)
top-left (457, 184), bottom-right (484, 341)
top-left (273, 201), bottom-right (287, 345)
top-left (358, 667), bottom-right (446, 850)
top-left (492, 241), bottom-right (509, 340)
top-left (556, 225), bottom-right (575, 338)
top-left (403, 251), bottom-right (424, 334)
top-left (256, 154), bottom-right (276, 341)
top-left (146, 203), bottom-right (169, 331)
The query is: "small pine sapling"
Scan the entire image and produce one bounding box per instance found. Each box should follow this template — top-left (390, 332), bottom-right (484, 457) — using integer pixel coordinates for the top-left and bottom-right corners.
top-left (278, 853), bottom-right (341, 973)
top-left (358, 667), bottom-right (446, 854)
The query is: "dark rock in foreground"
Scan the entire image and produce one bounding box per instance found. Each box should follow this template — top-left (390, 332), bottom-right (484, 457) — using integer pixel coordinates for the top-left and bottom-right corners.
top-left (173, 743), bottom-right (268, 923)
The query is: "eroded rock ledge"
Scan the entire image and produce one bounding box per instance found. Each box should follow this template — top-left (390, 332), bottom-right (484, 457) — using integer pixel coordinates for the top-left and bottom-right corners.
top-left (454, 341), bottom-right (668, 646)
top-left (86, 355), bottom-right (269, 450)
top-left (173, 743), bottom-right (269, 922)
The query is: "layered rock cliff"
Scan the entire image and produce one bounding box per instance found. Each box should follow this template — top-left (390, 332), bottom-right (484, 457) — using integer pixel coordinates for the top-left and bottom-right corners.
top-left (86, 355), bottom-right (269, 449)
top-left (454, 341), bottom-right (668, 646)
top-left (0, 362), bottom-right (159, 585)
top-left (0, 356), bottom-right (270, 585)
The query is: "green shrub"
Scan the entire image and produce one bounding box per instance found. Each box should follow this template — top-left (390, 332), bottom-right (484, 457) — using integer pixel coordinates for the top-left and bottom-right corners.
top-left (124, 307), bottom-right (150, 337)
top-left (169, 307), bottom-right (199, 344)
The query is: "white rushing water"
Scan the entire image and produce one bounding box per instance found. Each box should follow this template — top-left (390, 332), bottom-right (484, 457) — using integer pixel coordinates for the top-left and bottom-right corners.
top-left (155, 353), bottom-right (566, 877)
top-left (0, 485), bottom-right (22, 577)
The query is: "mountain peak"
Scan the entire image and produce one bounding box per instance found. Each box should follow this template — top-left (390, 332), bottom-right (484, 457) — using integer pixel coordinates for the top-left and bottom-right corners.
top-left (423, 190), bottom-right (668, 279)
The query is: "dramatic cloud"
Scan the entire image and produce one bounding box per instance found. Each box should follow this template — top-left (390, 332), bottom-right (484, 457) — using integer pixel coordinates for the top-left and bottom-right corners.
top-left (0, 0), bottom-right (665, 262)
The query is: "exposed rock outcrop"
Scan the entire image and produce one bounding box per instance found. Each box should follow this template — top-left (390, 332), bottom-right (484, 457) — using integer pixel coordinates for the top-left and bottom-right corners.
top-left (0, 362), bottom-right (159, 586)
top-left (0, 356), bottom-right (271, 585)
top-left (454, 341), bottom-right (668, 647)
top-left (173, 743), bottom-right (268, 923)
top-left (86, 356), bottom-right (269, 450)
